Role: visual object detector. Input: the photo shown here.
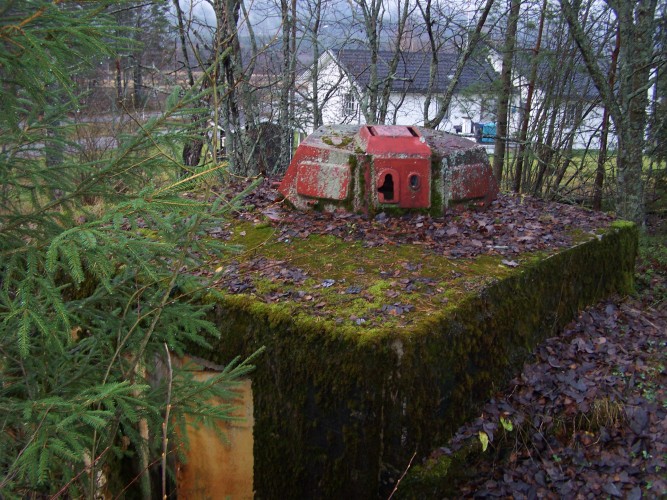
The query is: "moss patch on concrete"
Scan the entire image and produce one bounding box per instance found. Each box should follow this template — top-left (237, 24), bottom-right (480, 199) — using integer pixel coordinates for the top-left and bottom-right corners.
top-left (193, 217), bottom-right (637, 498)
top-left (215, 220), bottom-right (526, 332)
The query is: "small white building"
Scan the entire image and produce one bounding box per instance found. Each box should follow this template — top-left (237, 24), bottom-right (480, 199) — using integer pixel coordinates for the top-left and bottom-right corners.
top-left (295, 49), bottom-right (501, 138)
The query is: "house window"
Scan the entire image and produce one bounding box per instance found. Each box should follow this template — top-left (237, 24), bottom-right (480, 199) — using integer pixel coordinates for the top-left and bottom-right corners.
top-left (563, 101), bottom-right (584, 128)
top-left (343, 92), bottom-right (357, 116)
top-left (479, 96), bottom-right (496, 123)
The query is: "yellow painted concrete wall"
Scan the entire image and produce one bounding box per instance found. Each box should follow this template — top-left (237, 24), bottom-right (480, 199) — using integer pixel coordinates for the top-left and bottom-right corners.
top-left (177, 375), bottom-right (254, 499)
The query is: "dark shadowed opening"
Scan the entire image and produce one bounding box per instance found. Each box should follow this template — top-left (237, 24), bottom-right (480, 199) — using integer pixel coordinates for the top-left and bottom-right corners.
top-left (378, 174), bottom-right (395, 201)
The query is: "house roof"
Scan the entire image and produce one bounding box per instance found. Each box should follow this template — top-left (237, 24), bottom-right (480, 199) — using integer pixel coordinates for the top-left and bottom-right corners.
top-left (330, 48), bottom-right (497, 94)
top-left (245, 47), bottom-right (316, 78)
top-left (512, 50), bottom-right (602, 101)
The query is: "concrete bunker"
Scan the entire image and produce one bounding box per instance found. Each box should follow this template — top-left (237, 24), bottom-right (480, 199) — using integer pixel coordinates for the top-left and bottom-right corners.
top-left (185, 218), bottom-right (637, 498)
top-left (176, 126), bottom-right (638, 498)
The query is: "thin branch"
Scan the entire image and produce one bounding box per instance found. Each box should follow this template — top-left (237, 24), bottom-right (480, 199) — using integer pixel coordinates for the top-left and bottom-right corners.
top-left (424, 0), bottom-right (495, 129)
top-left (559, 0), bottom-right (622, 125)
top-left (161, 343), bottom-right (173, 500)
top-left (387, 450), bottom-right (418, 499)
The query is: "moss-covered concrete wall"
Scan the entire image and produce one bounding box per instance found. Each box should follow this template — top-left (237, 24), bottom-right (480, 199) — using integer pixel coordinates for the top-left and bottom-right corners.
top-left (197, 221), bottom-right (637, 499)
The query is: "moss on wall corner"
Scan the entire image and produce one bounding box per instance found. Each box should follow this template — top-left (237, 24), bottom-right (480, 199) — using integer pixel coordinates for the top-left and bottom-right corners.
top-left (189, 220), bottom-right (638, 499)
top-left (394, 221), bottom-right (638, 495)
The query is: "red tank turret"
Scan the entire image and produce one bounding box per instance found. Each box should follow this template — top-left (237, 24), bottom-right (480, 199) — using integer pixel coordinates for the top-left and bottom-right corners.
top-left (278, 125), bottom-right (498, 214)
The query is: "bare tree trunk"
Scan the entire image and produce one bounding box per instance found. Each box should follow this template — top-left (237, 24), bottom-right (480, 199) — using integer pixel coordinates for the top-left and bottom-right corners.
top-left (593, 26), bottom-right (620, 211)
top-left (355, 0), bottom-right (383, 123)
top-left (172, 0), bottom-right (194, 88)
top-left (422, 0), bottom-right (495, 129)
top-left (287, 0), bottom-right (296, 165)
top-left (551, 126), bottom-right (576, 196)
top-left (311, 0), bottom-right (323, 129)
top-left (533, 112), bottom-right (558, 196)
top-left (513, 0), bottom-right (546, 193)
top-left (296, 1), bottom-right (346, 133)
top-left (278, 0), bottom-right (293, 172)
top-left (181, 62), bottom-right (215, 168)
top-left (378, 0), bottom-right (411, 123)
top-left (173, 0), bottom-right (213, 170)
top-left (561, 0), bottom-right (657, 224)
top-left (215, 0), bottom-right (253, 174)
top-left (416, 0), bottom-right (437, 125)
top-left (534, 27), bottom-right (582, 195)
top-left (493, 0), bottom-right (520, 184)
top-left (132, 55), bottom-right (143, 107)
top-left (131, 8), bottom-right (144, 108)
top-left (527, 101), bottom-right (550, 193)
top-left (115, 58), bottom-right (123, 105)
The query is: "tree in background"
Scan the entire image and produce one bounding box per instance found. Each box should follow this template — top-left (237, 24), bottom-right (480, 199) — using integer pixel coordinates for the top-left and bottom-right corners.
top-left (512, 0), bottom-right (546, 193)
top-left (174, 0), bottom-right (284, 176)
top-left (421, 0), bottom-right (495, 129)
top-left (278, 0), bottom-right (298, 172)
top-left (484, 0), bottom-right (638, 208)
top-left (518, 0), bottom-right (603, 199)
top-left (0, 1), bottom-right (258, 496)
top-left (492, 0), bottom-right (520, 184)
top-left (297, 0), bottom-right (331, 130)
top-left (561, 0), bottom-right (660, 224)
top-left (147, 0), bottom-right (663, 206)
top-left (111, 1), bottom-right (173, 108)
top-left (593, 21), bottom-right (620, 211)
top-left (646, 4), bottom-right (667, 211)
top-left (341, 0), bottom-right (413, 124)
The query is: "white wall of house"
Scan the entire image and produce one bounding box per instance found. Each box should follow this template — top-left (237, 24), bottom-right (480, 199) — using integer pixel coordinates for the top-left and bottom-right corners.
top-left (387, 93), bottom-right (497, 135)
top-left (297, 51), bottom-right (507, 139)
top-left (296, 53), bottom-right (365, 131)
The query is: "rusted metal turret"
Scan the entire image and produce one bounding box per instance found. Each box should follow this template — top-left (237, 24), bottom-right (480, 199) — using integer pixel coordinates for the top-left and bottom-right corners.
top-left (279, 125), bottom-right (498, 214)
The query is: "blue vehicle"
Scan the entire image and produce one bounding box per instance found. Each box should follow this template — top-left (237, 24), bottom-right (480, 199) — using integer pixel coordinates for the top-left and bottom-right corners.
top-left (474, 122), bottom-right (496, 143)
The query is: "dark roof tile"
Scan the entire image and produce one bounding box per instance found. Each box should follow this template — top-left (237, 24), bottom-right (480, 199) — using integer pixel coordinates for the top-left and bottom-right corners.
top-left (332, 49), bottom-right (497, 94)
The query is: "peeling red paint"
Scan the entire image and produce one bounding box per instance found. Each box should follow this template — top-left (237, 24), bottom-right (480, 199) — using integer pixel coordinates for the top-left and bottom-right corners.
top-left (296, 161), bottom-right (351, 201)
top-left (450, 163), bottom-right (497, 205)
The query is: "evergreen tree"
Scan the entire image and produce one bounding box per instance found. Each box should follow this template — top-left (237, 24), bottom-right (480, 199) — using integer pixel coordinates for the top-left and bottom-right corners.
top-left (0, 1), bottom-right (258, 496)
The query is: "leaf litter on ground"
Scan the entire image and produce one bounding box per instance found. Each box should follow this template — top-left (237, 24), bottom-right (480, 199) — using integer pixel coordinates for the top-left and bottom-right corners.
top-left (422, 241), bottom-right (667, 498)
top-left (201, 178), bottom-right (618, 316)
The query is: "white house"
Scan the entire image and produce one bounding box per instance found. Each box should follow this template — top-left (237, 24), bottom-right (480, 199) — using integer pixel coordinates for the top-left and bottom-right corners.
top-left (295, 48), bottom-right (614, 152)
top-left (295, 48), bottom-right (501, 138)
